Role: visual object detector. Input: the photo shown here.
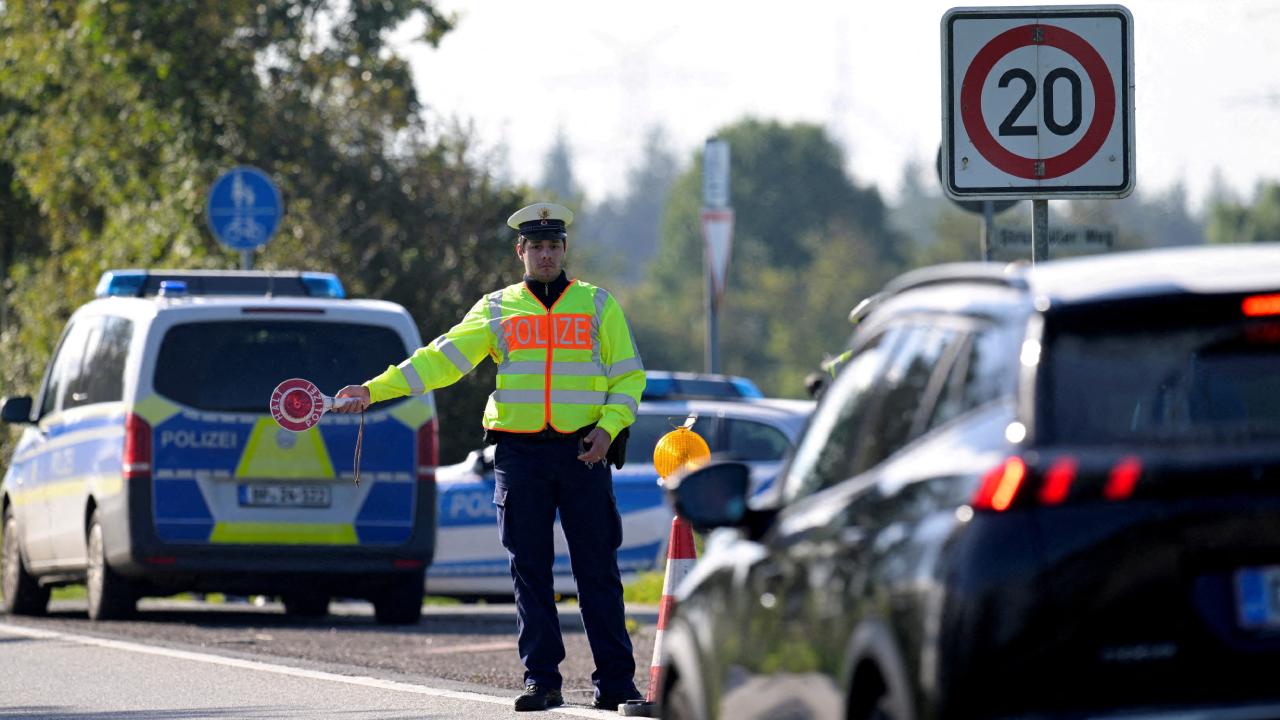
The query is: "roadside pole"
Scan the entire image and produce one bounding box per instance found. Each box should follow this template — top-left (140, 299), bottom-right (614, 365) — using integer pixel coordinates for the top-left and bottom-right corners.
top-left (1032, 199), bottom-right (1049, 264)
top-left (705, 271), bottom-right (719, 373)
top-left (701, 138), bottom-right (732, 374)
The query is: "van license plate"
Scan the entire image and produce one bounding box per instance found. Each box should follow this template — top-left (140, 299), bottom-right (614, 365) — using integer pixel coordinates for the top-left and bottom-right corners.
top-left (238, 484), bottom-right (330, 508)
top-left (1236, 566), bottom-right (1280, 628)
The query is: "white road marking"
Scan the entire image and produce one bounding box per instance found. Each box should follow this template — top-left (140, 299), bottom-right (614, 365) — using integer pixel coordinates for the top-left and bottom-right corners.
top-left (418, 640), bottom-right (517, 655)
top-left (0, 622), bottom-right (613, 717)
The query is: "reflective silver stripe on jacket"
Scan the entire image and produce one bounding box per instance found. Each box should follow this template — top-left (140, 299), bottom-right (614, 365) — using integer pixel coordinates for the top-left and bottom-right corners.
top-left (605, 393), bottom-right (639, 415)
top-left (488, 290), bottom-right (507, 367)
top-left (492, 389), bottom-right (609, 406)
top-left (498, 360), bottom-right (600, 377)
top-left (398, 358), bottom-right (426, 395)
top-left (606, 357), bottom-right (644, 378)
top-left (434, 335), bottom-right (474, 374)
top-left (591, 288), bottom-right (609, 369)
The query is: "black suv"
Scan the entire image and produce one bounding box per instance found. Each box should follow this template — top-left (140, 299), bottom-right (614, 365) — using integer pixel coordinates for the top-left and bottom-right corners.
top-left (658, 245), bottom-right (1280, 720)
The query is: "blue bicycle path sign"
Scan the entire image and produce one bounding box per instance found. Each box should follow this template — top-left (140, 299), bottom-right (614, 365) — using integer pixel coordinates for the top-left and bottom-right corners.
top-left (206, 166), bottom-right (282, 251)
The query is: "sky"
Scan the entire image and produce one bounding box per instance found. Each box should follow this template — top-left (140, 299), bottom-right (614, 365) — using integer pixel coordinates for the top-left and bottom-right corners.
top-left (392, 0), bottom-right (1280, 210)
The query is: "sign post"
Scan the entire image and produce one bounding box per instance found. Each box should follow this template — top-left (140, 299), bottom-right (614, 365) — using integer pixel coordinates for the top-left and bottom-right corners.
top-left (942, 5), bottom-right (1134, 263)
top-left (701, 138), bottom-right (732, 374)
top-left (206, 166), bottom-right (283, 269)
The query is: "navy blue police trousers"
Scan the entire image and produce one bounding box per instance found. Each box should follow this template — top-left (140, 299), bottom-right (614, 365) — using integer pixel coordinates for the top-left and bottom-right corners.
top-left (493, 434), bottom-right (638, 698)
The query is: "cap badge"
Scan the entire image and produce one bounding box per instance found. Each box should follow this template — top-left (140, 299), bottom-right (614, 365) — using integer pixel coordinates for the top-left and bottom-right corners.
top-left (539, 208), bottom-right (550, 225)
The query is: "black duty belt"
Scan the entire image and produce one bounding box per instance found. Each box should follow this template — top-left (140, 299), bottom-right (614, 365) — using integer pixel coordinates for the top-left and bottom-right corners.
top-left (485, 425), bottom-right (594, 444)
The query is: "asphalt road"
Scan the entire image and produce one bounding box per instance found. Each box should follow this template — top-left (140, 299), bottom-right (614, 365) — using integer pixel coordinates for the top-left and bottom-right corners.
top-left (0, 598), bottom-right (661, 719)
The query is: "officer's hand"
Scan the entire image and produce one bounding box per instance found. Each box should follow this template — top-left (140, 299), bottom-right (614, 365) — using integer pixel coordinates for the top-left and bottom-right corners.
top-left (333, 385), bottom-right (371, 414)
top-left (577, 427), bottom-right (612, 465)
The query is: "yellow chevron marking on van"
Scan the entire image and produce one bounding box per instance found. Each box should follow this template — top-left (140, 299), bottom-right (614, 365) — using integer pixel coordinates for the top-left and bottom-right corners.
top-left (208, 522), bottom-right (357, 545)
top-left (132, 395), bottom-right (182, 426)
top-left (388, 396), bottom-right (435, 430)
top-left (235, 419), bottom-right (335, 479)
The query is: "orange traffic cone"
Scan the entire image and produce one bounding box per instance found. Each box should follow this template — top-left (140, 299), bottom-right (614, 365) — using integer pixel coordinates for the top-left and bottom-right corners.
top-left (621, 514), bottom-right (697, 717)
top-left (621, 422), bottom-right (708, 716)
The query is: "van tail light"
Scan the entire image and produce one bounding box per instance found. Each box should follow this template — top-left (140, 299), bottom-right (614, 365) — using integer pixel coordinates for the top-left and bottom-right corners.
top-left (416, 419), bottom-right (438, 484)
top-left (974, 454), bottom-right (1144, 511)
top-left (123, 413), bottom-right (153, 480)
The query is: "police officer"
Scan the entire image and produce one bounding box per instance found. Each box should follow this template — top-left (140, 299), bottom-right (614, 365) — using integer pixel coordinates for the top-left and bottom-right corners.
top-left (334, 202), bottom-right (645, 712)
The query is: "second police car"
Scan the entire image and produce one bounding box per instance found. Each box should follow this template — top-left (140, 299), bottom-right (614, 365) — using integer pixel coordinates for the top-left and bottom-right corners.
top-left (428, 393), bottom-right (813, 597)
top-left (1, 270), bottom-right (437, 623)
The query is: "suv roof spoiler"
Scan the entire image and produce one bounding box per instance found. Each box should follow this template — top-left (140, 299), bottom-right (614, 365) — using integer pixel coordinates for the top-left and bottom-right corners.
top-left (95, 269), bottom-right (345, 299)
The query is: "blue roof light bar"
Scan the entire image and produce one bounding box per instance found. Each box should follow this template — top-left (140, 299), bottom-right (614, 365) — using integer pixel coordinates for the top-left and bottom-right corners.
top-left (95, 270), bottom-right (148, 298)
top-left (300, 272), bottom-right (346, 299)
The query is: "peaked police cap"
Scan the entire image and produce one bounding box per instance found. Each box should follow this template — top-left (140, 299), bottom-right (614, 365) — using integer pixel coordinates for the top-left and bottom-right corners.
top-left (508, 202), bottom-right (574, 241)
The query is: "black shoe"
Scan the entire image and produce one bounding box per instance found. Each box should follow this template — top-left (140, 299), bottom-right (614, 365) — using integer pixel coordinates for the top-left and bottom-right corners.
top-left (592, 687), bottom-right (643, 710)
top-left (514, 685), bottom-right (563, 712)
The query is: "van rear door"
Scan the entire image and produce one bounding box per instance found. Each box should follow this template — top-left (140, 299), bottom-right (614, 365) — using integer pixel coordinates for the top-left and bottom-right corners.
top-left (142, 318), bottom-right (430, 548)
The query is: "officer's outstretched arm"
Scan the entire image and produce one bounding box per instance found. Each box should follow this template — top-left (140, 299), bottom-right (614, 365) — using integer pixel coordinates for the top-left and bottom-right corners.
top-left (362, 297), bottom-right (495, 404)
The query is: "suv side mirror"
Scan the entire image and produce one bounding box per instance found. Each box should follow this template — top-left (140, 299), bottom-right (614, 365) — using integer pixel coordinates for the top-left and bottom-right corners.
top-left (0, 396), bottom-right (33, 424)
top-left (666, 461), bottom-right (751, 531)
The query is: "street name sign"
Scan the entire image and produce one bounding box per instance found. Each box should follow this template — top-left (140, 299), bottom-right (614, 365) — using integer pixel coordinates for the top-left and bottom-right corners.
top-left (942, 5), bottom-right (1134, 199)
top-left (989, 224), bottom-right (1115, 260)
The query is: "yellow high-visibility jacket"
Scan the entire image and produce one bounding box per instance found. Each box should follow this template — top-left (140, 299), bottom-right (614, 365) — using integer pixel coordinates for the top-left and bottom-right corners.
top-left (364, 279), bottom-right (645, 440)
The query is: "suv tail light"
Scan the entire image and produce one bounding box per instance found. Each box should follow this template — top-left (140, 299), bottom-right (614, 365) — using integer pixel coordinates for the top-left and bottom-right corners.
top-left (973, 454), bottom-right (1144, 511)
top-left (1242, 293), bottom-right (1280, 317)
top-left (974, 457), bottom-right (1026, 511)
top-left (416, 419), bottom-right (438, 484)
top-left (123, 412), bottom-right (152, 480)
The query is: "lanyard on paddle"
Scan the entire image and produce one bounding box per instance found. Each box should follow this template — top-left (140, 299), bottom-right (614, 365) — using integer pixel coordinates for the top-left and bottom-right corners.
top-left (269, 377), bottom-right (364, 486)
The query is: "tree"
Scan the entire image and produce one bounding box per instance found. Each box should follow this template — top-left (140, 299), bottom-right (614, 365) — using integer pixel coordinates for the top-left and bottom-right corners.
top-left (627, 118), bottom-right (902, 395)
top-left (0, 1), bottom-right (522, 463)
top-left (1206, 181), bottom-right (1280, 245)
top-left (538, 126), bottom-right (580, 203)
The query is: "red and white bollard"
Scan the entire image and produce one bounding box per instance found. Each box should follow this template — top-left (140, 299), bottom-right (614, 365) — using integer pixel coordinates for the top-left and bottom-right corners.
top-left (621, 515), bottom-right (698, 717)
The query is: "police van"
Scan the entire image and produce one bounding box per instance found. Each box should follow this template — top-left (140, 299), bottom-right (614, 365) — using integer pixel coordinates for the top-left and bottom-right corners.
top-left (0, 270), bottom-right (438, 623)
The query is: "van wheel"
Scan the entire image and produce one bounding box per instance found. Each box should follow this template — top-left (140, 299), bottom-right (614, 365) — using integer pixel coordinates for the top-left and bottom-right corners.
top-left (373, 572), bottom-right (423, 625)
top-left (86, 512), bottom-right (135, 621)
top-left (2, 508), bottom-right (49, 616)
top-left (282, 593), bottom-right (330, 618)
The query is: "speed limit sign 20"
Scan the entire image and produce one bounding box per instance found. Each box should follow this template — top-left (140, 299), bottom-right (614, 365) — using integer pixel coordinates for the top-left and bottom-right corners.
top-left (942, 5), bottom-right (1134, 199)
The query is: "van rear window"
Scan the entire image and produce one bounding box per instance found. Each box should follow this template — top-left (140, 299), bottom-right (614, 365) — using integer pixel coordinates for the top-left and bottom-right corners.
top-left (1041, 294), bottom-right (1280, 445)
top-left (154, 321), bottom-right (410, 412)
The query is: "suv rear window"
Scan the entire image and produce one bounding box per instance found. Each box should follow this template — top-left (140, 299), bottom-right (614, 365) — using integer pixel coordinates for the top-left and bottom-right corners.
top-left (154, 321), bottom-right (409, 412)
top-left (1041, 294), bottom-right (1280, 445)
